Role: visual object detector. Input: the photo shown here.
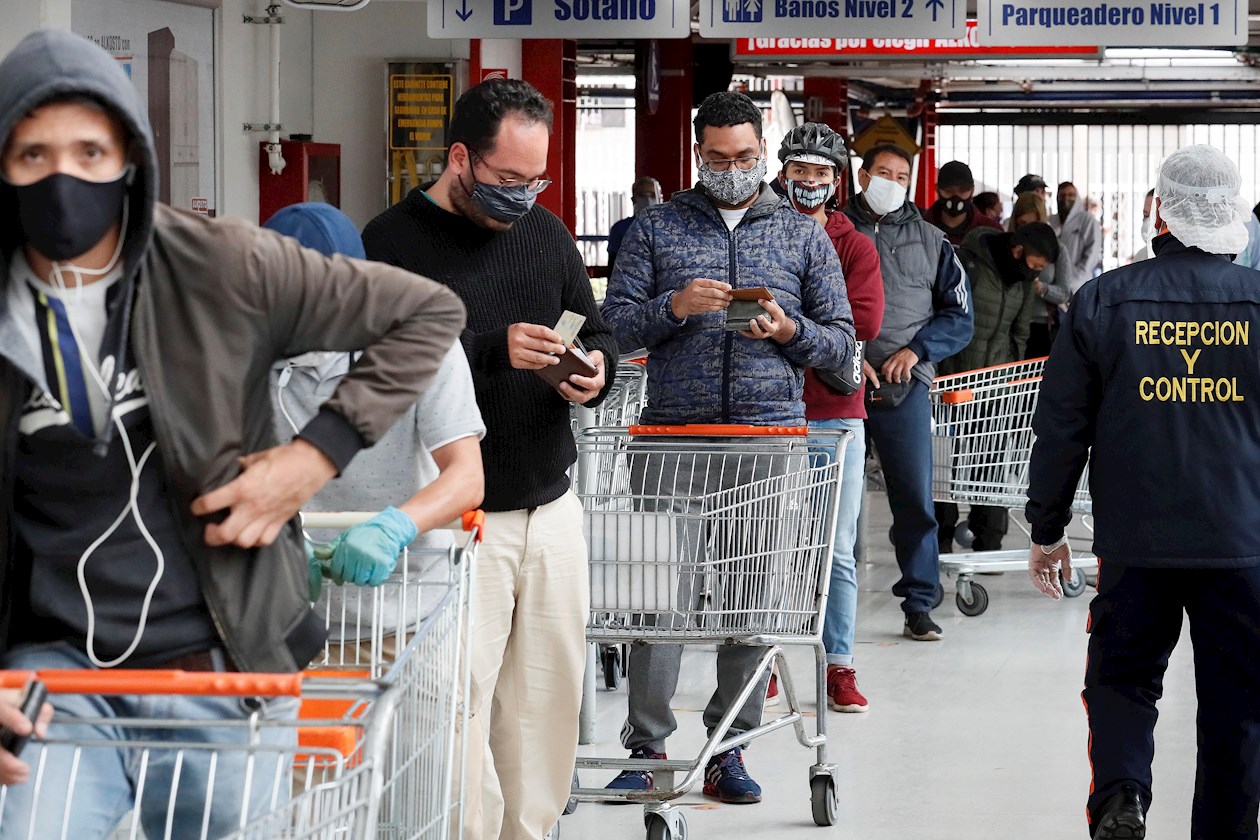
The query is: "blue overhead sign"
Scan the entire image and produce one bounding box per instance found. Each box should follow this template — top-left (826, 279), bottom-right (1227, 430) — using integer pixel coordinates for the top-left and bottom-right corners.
top-left (978, 0), bottom-right (1247, 46)
top-left (429, 0), bottom-right (689, 37)
top-left (701, 0), bottom-right (965, 38)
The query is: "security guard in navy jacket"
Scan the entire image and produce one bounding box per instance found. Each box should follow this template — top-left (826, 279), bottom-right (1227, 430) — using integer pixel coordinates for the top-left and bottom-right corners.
top-left (1025, 145), bottom-right (1260, 840)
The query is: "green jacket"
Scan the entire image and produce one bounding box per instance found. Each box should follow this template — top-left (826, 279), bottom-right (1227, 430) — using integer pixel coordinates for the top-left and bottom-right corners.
top-left (939, 229), bottom-right (1037, 375)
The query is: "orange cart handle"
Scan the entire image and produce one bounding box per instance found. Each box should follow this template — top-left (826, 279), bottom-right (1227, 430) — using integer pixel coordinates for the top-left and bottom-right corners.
top-left (932, 357), bottom-right (1049, 383)
top-left (462, 509), bottom-right (486, 542)
top-left (629, 425), bottom-right (810, 437)
top-left (0, 670), bottom-right (303, 697)
top-left (304, 509), bottom-right (485, 541)
top-left (940, 390), bottom-right (975, 405)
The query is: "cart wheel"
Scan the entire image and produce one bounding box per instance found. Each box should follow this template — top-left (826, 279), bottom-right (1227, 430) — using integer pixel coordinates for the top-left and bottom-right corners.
top-left (602, 646), bottom-right (622, 690)
top-left (954, 525), bottom-right (975, 549)
top-left (564, 769), bottom-right (579, 815)
top-left (645, 813), bottom-right (685, 840)
top-left (810, 775), bottom-right (839, 827)
top-left (932, 582), bottom-right (945, 610)
top-left (956, 582), bottom-right (989, 617)
top-left (1062, 566), bottom-right (1088, 598)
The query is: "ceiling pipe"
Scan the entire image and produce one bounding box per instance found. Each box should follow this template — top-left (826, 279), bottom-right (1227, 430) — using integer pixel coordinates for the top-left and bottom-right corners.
top-left (266, 5), bottom-right (285, 176)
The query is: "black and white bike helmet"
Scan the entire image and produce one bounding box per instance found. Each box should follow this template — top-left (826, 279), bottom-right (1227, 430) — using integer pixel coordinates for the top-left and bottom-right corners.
top-left (778, 122), bottom-right (850, 171)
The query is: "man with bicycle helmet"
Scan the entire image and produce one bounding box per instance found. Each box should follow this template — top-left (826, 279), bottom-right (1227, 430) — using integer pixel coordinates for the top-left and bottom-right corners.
top-left (778, 123), bottom-right (884, 713)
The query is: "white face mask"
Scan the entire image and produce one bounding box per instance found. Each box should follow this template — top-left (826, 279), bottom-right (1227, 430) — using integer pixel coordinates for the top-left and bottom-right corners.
top-left (1140, 214), bottom-right (1155, 244)
top-left (862, 174), bottom-right (907, 216)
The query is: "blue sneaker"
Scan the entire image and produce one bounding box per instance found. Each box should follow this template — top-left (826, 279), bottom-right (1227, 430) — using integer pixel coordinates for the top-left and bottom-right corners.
top-left (703, 748), bottom-right (762, 804)
top-left (604, 749), bottom-right (665, 802)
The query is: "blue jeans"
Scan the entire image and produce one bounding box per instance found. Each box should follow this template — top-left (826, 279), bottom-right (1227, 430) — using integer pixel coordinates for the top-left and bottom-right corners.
top-left (809, 418), bottom-right (865, 666)
top-left (863, 380), bottom-right (941, 614)
top-left (0, 643), bottom-right (298, 840)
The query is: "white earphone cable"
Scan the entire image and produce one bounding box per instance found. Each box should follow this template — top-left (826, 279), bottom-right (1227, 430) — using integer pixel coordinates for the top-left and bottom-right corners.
top-left (47, 206), bottom-right (166, 668)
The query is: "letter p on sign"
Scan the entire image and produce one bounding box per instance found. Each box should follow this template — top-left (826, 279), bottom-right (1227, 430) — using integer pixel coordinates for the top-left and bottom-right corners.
top-left (494, 0), bottom-right (531, 24)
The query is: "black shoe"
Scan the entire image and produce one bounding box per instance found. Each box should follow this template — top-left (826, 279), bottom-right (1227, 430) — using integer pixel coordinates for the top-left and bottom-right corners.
top-left (1092, 783), bottom-right (1145, 839)
top-left (903, 612), bottom-right (943, 641)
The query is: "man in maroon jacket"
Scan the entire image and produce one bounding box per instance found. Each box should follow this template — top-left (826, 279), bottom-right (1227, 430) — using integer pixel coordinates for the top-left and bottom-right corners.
top-left (777, 124), bottom-right (884, 712)
top-left (923, 160), bottom-right (1002, 248)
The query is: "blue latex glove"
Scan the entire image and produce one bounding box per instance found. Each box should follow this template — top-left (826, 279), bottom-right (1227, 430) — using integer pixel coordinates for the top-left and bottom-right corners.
top-left (327, 507), bottom-right (418, 587)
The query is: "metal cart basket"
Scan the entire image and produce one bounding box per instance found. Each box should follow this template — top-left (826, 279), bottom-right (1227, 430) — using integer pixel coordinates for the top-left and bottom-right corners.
top-left (0, 515), bottom-right (479, 840)
top-left (568, 424), bottom-right (850, 840)
top-left (931, 359), bottom-right (1095, 615)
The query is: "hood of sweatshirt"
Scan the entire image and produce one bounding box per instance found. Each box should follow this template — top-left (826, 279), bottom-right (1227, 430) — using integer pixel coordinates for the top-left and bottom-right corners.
top-left (825, 208), bottom-right (857, 241)
top-left (263, 202), bottom-right (366, 260)
top-left (0, 29), bottom-right (157, 287)
top-left (0, 30), bottom-right (159, 453)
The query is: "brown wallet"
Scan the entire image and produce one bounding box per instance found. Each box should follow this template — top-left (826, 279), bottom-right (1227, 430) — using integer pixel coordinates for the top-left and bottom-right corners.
top-left (534, 341), bottom-right (598, 392)
top-left (725, 286), bottom-right (775, 331)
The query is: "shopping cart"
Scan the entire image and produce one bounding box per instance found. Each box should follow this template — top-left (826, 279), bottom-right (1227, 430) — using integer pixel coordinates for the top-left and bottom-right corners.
top-left (0, 514), bottom-right (479, 840)
top-left (571, 357), bottom-right (649, 693)
top-left (0, 669), bottom-right (387, 840)
top-left (571, 356), bottom-right (650, 434)
top-left (297, 510), bottom-right (481, 839)
top-left (931, 359), bottom-right (1095, 616)
top-left (569, 425), bottom-right (850, 840)
top-left (596, 357), bottom-right (649, 428)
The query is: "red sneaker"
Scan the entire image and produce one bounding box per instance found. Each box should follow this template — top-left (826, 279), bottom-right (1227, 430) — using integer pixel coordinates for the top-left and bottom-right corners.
top-left (826, 665), bottom-right (869, 713)
top-left (764, 673), bottom-right (782, 707)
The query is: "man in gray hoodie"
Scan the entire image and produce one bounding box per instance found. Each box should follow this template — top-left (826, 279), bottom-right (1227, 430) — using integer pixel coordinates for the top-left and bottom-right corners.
top-left (845, 144), bottom-right (972, 641)
top-left (1052, 180), bottom-right (1103, 297)
top-left (0, 31), bottom-right (464, 838)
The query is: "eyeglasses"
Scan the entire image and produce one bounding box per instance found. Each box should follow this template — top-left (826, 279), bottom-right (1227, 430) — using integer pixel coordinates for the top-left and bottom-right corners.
top-left (470, 149), bottom-right (551, 194)
top-left (700, 155), bottom-right (763, 173)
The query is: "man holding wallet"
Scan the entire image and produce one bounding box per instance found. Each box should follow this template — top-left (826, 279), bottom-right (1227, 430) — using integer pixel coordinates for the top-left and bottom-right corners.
top-left (846, 143), bottom-right (973, 642)
top-left (602, 90), bottom-right (855, 805)
top-left (362, 79), bottom-right (616, 840)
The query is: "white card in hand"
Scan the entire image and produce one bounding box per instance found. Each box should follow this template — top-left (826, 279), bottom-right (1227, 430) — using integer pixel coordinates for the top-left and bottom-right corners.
top-left (554, 310), bottom-right (587, 348)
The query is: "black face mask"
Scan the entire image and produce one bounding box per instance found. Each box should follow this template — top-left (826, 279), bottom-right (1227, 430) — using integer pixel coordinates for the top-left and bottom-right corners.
top-left (937, 195), bottom-right (971, 216)
top-left (1021, 261), bottom-right (1042, 281)
top-left (5, 167), bottom-right (131, 262)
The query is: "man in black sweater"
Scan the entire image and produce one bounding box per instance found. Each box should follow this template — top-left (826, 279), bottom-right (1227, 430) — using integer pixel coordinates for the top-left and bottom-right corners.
top-left (362, 79), bottom-right (614, 840)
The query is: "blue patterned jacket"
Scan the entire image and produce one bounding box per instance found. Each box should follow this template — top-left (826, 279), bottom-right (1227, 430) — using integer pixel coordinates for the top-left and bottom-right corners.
top-left (603, 184), bottom-right (855, 425)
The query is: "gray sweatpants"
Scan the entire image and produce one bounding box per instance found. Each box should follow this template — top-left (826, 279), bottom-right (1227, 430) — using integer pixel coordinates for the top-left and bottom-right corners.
top-left (621, 440), bottom-right (799, 754)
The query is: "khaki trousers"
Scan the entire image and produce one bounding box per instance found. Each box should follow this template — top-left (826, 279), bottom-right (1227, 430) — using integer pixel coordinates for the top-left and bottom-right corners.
top-left (462, 491), bottom-right (589, 840)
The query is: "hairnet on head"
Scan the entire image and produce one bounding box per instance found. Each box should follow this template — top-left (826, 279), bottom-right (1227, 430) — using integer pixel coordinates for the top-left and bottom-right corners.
top-left (1155, 145), bottom-right (1250, 255)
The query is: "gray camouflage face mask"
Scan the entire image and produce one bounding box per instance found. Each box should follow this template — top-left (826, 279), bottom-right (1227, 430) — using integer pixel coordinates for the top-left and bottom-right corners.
top-left (470, 180), bottom-right (536, 224)
top-left (699, 157), bottom-right (767, 207)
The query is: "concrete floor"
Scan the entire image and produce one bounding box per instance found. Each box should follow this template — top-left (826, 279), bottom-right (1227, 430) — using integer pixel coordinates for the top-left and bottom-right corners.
top-left (561, 491), bottom-right (1200, 840)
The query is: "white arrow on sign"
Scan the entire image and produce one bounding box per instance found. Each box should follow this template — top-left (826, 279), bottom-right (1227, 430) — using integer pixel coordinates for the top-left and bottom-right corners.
top-left (700, 0), bottom-right (965, 38)
top-left (428, 0), bottom-right (690, 37)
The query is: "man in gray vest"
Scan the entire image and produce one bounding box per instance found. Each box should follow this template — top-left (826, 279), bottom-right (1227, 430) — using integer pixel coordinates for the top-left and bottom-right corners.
top-left (845, 143), bottom-right (973, 641)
